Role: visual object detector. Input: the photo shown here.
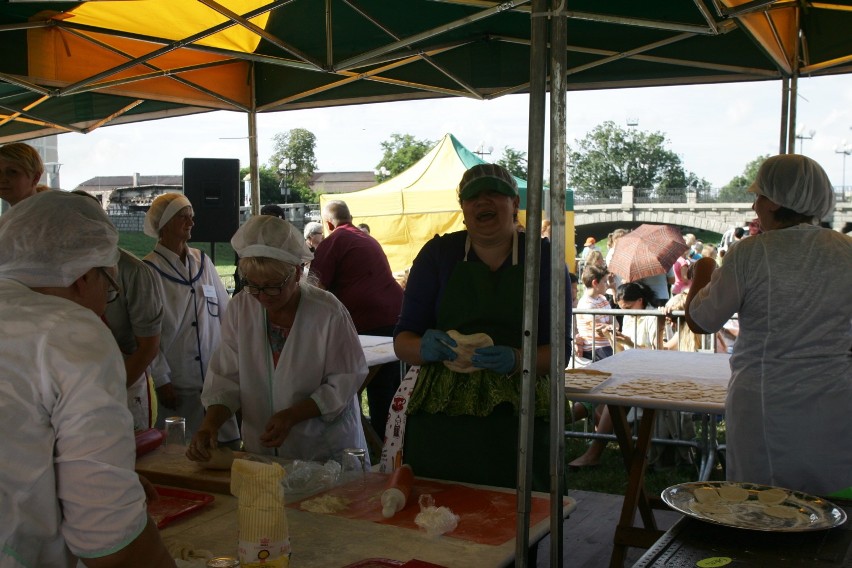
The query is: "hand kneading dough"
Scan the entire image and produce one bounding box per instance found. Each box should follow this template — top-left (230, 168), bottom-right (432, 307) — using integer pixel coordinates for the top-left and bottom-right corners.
top-left (198, 446), bottom-right (235, 470)
top-left (443, 330), bottom-right (494, 374)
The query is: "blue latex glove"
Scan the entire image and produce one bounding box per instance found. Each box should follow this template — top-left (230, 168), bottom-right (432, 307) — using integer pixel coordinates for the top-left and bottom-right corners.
top-left (420, 329), bottom-right (457, 363)
top-left (471, 345), bottom-right (518, 374)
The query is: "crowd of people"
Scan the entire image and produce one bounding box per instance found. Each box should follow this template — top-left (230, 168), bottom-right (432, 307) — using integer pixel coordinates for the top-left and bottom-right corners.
top-left (1, 141), bottom-right (849, 565)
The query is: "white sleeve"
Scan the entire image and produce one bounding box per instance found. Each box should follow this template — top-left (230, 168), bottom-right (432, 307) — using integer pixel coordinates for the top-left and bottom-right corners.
top-left (310, 303), bottom-right (368, 421)
top-left (48, 314), bottom-right (148, 558)
top-left (202, 297), bottom-right (243, 413)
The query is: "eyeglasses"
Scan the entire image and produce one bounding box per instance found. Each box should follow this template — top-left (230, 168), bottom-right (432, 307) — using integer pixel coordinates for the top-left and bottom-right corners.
top-left (99, 267), bottom-right (121, 304)
top-left (242, 272), bottom-right (294, 296)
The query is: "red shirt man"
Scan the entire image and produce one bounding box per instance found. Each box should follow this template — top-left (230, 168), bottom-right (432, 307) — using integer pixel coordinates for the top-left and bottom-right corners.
top-left (310, 200), bottom-right (403, 442)
top-left (310, 202), bottom-right (402, 333)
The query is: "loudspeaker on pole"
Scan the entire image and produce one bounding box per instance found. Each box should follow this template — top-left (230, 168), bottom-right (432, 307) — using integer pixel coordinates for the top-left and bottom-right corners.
top-left (182, 157), bottom-right (240, 243)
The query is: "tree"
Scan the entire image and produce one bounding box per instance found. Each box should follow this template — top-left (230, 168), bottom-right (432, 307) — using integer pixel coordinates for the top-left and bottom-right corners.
top-left (375, 134), bottom-right (434, 181)
top-left (719, 154), bottom-right (769, 201)
top-left (496, 146), bottom-right (527, 179)
top-left (268, 128), bottom-right (318, 203)
top-left (567, 121), bottom-right (708, 200)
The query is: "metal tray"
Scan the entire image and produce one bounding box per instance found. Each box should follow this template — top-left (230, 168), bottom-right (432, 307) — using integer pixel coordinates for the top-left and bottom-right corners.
top-left (662, 481), bottom-right (847, 532)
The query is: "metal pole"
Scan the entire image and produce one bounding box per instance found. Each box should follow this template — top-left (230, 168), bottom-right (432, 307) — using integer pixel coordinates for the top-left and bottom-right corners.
top-left (787, 11), bottom-right (800, 155)
top-left (788, 74), bottom-right (798, 155)
top-left (779, 77), bottom-right (789, 154)
top-left (248, 63), bottom-right (260, 216)
top-left (515, 0), bottom-right (547, 565)
top-left (548, 2), bottom-right (567, 566)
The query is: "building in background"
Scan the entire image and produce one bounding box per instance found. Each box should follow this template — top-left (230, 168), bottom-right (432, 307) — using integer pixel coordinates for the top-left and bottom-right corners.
top-left (75, 173), bottom-right (182, 210)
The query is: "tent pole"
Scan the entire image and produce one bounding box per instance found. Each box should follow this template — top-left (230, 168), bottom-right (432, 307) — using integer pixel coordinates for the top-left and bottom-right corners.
top-left (548, 1), bottom-right (567, 564)
top-left (779, 77), bottom-right (789, 154)
top-left (788, 74), bottom-right (798, 154)
top-left (787, 14), bottom-right (801, 155)
top-left (516, 0), bottom-right (547, 565)
top-left (248, 63), bottom-right (260, 216)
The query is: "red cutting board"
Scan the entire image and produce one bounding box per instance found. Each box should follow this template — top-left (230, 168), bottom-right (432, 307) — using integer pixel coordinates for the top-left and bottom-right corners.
top-left (287, 473), bottom-right (553, 546)
top-left (148, 485), bottom-right (215, 529)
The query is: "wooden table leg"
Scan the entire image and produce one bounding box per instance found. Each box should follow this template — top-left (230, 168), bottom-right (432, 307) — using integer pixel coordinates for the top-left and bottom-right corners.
top-left (608, 405), bottom-right (665, 568)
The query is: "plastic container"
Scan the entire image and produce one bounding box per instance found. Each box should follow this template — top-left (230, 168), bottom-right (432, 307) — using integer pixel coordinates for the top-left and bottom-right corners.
top-left (381, 464), bottom-right (413, 518)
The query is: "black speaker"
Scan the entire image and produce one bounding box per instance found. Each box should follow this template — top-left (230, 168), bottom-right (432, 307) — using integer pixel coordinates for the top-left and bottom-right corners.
top-left (182, 158), bottom-right (240, 243)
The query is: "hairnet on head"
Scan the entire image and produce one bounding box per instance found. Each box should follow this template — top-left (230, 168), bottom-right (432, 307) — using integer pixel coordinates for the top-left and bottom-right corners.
top-left (0, 191), bottom-right (119, 287)
top-left (144, 193), bottom-right (192, 238)
top-left (748, 154), bottom-right (836, 220)
top-left (231, 215), bottom-right (313, 266)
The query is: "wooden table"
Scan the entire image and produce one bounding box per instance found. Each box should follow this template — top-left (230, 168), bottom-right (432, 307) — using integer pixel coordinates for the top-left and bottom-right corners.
top-left (568, 350), bottom-right (730, 568)
top-left (156, 469), bottom-right (576, 567)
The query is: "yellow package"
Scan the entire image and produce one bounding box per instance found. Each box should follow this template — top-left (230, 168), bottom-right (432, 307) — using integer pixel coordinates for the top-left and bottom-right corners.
top-left (230, 458), bottom-right (290, 567)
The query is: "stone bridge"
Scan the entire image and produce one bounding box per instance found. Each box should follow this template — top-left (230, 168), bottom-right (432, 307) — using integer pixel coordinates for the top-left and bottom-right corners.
top-left (572, 186), bottom-right (852, 234)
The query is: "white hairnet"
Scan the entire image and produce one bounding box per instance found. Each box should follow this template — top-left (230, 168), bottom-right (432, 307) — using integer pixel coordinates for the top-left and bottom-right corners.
top-left (0, 191), bottom-right (119, 287)
top-left (231, 215), bottom-right (313, 266)
top-left (748, 154), bottom-right (836, 220)
top-left (144, 193), bottom-right (192, 238)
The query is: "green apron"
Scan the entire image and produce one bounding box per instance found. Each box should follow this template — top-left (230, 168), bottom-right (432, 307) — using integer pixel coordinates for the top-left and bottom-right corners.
top-left (404, 233), bottom-right (557, 491)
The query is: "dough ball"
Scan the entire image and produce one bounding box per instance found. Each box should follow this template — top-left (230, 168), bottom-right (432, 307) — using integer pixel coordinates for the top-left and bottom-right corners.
top-left (443, 330), bottom-right (494, 374)
top-left (757, 488), bottom-right (788, 505)
top-left (198, 446), bottom-right (234, 470)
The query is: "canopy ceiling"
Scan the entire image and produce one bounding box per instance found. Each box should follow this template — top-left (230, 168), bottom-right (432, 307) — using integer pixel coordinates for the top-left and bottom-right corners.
top-left (1, 0), bottom-right (851, 142)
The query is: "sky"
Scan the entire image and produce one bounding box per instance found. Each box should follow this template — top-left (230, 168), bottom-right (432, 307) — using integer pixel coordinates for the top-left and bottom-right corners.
top-left (57, 73), bottom-right (852, 191)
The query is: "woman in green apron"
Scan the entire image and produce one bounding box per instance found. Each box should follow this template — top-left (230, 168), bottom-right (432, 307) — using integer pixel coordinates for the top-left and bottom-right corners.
top-left (392, 164), bottom-right (570, 492)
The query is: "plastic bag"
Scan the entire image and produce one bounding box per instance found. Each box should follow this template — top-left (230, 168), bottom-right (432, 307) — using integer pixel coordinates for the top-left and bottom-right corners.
top-left (281, 459), bottom-right (341, 494)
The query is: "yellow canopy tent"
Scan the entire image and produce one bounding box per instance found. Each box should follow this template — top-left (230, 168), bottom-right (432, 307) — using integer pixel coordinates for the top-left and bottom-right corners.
top-left (319, 133), bottom-right (575, 275)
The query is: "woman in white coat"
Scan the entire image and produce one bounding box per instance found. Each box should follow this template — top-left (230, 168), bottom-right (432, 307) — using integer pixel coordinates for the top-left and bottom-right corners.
top-left (187, 214), bottom-right (368, 462)
top-left (686, 154), bottom-right (851, 497)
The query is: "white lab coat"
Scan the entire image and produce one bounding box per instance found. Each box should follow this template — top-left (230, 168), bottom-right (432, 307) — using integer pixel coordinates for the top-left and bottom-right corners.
top-left (144, 243), bottom-right (239, 441)
top-left (690, 225), bottom-right (852, 495)
top-left (0, 280), bottom-right (147, 567)
top-left (202, 283), bottom-right (369, 462)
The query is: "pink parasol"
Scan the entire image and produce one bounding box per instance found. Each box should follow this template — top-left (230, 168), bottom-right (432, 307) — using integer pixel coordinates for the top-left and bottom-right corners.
top-left (607, 224), bottom-right (689, 282)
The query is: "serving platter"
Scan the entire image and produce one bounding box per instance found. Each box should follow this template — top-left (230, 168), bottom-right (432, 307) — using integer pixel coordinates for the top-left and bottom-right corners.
top-left (662, 481), bottom-right (847, 532)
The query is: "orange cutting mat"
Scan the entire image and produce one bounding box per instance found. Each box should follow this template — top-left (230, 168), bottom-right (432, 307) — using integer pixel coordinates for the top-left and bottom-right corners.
top-left (288, 472), bottom-right (553, 546)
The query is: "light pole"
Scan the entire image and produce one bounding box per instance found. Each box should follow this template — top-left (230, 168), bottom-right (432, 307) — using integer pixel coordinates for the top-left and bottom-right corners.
top-left (836, 144), bottom-right (852, 192)
top-left (795, 128), bottom-right (815, 154)
top-left (278, 160), bottom-right (295, 204)
top-left (374, 166), bottom-right (390, 182)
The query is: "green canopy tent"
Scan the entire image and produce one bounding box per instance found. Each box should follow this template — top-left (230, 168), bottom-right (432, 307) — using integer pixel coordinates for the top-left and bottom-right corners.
top-left (2, 1), bottom-right (852, 564)
top-left (2, 0), bottom-right (851, 149)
